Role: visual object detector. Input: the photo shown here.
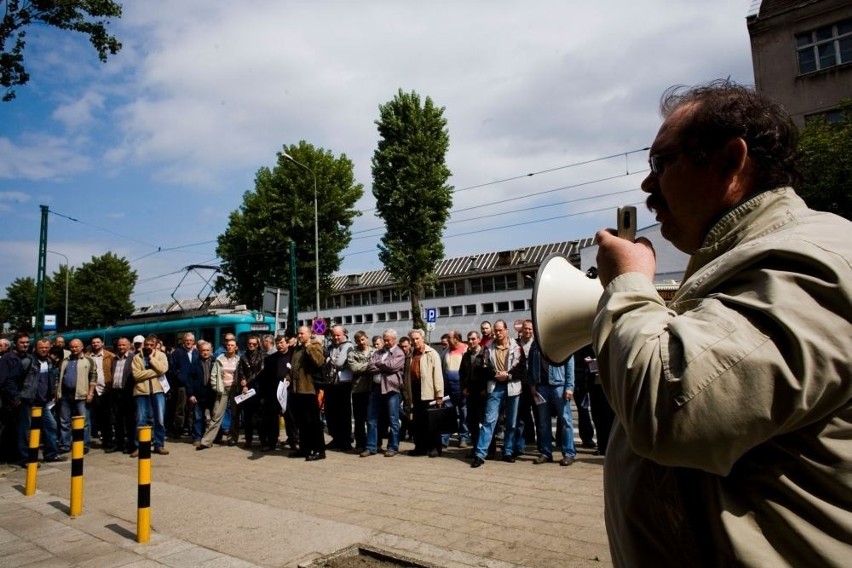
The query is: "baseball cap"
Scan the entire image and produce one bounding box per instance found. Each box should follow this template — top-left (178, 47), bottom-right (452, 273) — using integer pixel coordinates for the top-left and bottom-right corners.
top-left (133, 335), bottom-right (145, 344)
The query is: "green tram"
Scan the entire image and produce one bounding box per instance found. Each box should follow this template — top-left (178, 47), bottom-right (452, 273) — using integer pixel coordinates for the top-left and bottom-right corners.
top-left (47, 308), bottom-right (276, 351)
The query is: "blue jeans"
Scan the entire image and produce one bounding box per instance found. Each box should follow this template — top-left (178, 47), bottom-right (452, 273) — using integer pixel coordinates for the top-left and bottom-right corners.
top-left (191, 401), bottom-right (205, 441)
top-left (135, 393), bottom-right (166, 449)
top-left (366, 388), bottom-right (400, 453)
top-left (59, 396), bottom-right (90, 451)
top-left (18, 402), bottom-right (60, 461)
top-left (441, 378), bottom-right (470, 446)
top-left (535, 384), bottom-right (576, 459)
top-left (475, 382), bottom-right (519, 459)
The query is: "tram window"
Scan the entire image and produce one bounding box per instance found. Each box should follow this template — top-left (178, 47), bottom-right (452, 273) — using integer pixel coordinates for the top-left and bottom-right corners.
top-left (496, 301), bottom-right (509, 312)
top-left (200, 327), bottom-right (216, 344)
top-left (512, 300), bottom-right (525, 311)
top-left (159, 332), bottom-right (177, 350)
top-left (465, 304), bottom-right (477, 315)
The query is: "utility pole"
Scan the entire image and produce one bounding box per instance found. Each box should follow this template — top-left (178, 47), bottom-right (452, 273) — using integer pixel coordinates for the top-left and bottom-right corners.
top-left (288, 241), bottom-right (298, 333)
top-left (35, 205), bottom-right (48, 336)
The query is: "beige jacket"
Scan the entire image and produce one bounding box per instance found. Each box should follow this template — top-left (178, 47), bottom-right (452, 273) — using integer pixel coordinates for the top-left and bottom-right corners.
top-left (414, 346), bottom-right (444, 401)
top-left (593, 188), bottom-right (852, 567)
top-left (131, 350), bottom-right (169, 397)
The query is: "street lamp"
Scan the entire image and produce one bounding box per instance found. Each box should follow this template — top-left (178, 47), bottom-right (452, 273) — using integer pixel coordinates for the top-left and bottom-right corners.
top-left (47, 250), bottom-right (70, 328)
top-left (281, 151), bottom-right (320, 317)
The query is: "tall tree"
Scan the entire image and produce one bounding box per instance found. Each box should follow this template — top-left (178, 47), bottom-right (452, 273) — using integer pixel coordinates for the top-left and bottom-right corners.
top-left (372, 89), bottom-right (453, 330)
top-left (217, 141), bottom-right (363, 312)
top-left (797, 101), bottom-right (852, 221)
top-left (68, 252), bottom-right (136, 329)
top-left (0, 276), bottom-right (37, 331)
top-left (45, 264), bottom-right (74, 330)
top-left (1, 0), bottom-right (122, 101)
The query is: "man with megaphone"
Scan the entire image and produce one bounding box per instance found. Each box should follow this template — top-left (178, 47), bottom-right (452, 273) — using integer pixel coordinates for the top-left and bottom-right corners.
top-left (591, 80), bottom-right (852, 567)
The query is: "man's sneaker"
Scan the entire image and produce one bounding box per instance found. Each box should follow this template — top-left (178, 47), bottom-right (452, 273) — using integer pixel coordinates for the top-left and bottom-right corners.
top-left (560, 456), bottom-right (576, 466)
top-left (533, 455), bottom-right (554, 465)
top-left (383, 450), bottom-right (397, 457)
top-left (153, 447), bottom-right (169, 455)
top-left (359, 450), bottom-right (376, 458)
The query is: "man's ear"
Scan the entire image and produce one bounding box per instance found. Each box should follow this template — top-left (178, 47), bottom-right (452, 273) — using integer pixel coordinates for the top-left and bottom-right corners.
top-left (722, 137), bottom-right (749, 174)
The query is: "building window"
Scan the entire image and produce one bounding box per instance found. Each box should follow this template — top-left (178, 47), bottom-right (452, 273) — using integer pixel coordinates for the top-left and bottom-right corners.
top-left (354, 314), bottom-right (363, 324)
top-left (496, 301), bottom-right (510, 312)
top-left (796, 19), bottom-right (852, 74)
top-left (452, 305), bottom-right (463, 316)
top-left (465, 304), bottom-right (477, 315)
top-left (365, 314), bottom-right (374, 323)
top-left (344, 315), bottom-right (353, 325)
top-left (482, 303), bottom-right (494, 314)
top-left (399, 310), bottom-right (410, 321)
top-left (377, 313), bottom-right (386, 322)
top-left (512, 300), bottom-right (525, 311)
top-left (439, 306), bottom-right (450, 317)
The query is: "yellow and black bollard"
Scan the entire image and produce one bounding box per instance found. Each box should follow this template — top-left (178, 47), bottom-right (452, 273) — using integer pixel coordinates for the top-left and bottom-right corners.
top-left (137, 426), bottom-right (152, 543)
top-left (24, 406), bottom-right (42, 496)
top-left (69, 415), bottom-right (85, 517)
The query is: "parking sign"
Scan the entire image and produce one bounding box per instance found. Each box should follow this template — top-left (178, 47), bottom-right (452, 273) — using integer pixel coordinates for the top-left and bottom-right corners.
top-left (425, 308), bottom-right (437, 323)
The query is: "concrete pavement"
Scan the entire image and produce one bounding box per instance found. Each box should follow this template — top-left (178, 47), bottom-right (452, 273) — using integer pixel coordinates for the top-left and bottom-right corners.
top-left (0, 438), bottom-right (611, 567)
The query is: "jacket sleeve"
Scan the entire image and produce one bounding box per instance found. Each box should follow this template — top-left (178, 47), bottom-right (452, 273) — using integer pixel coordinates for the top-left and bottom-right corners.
top-left (430, 350), bottom-right (444, 398)
top-left (347, 349), bottom-right (370, 373)
top-left (593, 266), bottom-right (852, 476)
top-left (376, 347), bottom-right (404, 374)
top-left (305, 342), bottom-right (325, 369)
top-left (563, 355), bottom-right (575, 391)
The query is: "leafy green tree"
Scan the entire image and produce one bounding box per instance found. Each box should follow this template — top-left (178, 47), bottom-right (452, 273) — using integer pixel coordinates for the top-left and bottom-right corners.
top-left (797, 101), bottom-right (852, 221)
top-left (217, 141), bottom-right (364, 311)
top-left (68, 252), bottom-right (136, 329)
top-left (1, 0), bottom-right (122, 101)
top-left (1, 276), bottom-right (37, 331)
top-left (45, 264), bottom-right (74, 329)
top-left (372, 89), bottom-right (453, 330)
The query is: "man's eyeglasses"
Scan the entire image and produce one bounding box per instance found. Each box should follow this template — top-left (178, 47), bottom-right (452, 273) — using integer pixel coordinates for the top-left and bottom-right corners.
top-left (649, 153), bottom-right (678, 176)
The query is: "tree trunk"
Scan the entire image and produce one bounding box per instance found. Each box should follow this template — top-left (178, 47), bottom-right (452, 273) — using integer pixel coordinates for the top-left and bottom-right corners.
top-left (410, 286), bottom-right (424, 331)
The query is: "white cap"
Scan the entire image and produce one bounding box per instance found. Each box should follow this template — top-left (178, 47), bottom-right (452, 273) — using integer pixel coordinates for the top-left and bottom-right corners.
top-left (133, 335), bottom-right (145, 344)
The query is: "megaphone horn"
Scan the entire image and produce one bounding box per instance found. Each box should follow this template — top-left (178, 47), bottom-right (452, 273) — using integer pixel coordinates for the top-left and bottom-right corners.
top-left (531, 253), bottom-right (602, 365)
top-left (531, 206), bottom-right (637, 365)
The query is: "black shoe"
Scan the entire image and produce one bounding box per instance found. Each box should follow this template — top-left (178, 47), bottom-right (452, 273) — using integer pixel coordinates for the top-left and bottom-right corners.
top-left (305, 452), bottom-right (326, 461)
top-left (502, 454), bottom-right (516, 463)
top-left (471, 457), bottom-right (485, 468)
top-left (288, 451), bottom-right (307, 458)
top-left (407, 449), bottom-right (427, 456)
top-left (533, 455), bottom-right (554, 464)
top-left (44, 455), bottom-right (67, 463)
top-left (196, 445), bottom-right (210, 451)
top-left (428, 449), bottom-right (440, 458)
top-left (103, 446), bottom-right (118, 454)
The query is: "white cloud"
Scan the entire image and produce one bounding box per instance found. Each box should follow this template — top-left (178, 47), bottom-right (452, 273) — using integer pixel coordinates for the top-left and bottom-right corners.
top-left (0, 134), bottom-right (91, 181)
top-left (52, 90), bottom-right (107, 131)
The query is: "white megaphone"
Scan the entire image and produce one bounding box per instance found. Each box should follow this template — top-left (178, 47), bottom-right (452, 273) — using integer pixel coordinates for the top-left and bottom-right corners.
top-left (532, 206), bottom-right (637, 365)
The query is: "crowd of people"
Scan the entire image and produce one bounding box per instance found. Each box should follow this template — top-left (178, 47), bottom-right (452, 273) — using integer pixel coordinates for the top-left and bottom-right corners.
top-left (0, 320), bottom-right (610, 469)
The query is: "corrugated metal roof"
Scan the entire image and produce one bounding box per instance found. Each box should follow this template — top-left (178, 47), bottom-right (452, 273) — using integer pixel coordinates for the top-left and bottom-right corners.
top-left (331, 238), bottom-right (594, 292)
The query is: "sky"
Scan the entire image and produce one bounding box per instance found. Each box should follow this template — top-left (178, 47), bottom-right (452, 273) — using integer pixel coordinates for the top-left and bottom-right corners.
top-left (0, 1), bottom-right (756, 310)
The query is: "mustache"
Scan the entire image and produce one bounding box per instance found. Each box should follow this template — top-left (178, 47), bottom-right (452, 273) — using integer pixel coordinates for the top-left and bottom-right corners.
top-left (646, 193), bottom-right (667, 213)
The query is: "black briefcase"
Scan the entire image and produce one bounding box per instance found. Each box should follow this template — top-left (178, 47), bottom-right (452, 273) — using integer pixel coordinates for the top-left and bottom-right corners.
top-left (427, 405), bottom-right (457, 435)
